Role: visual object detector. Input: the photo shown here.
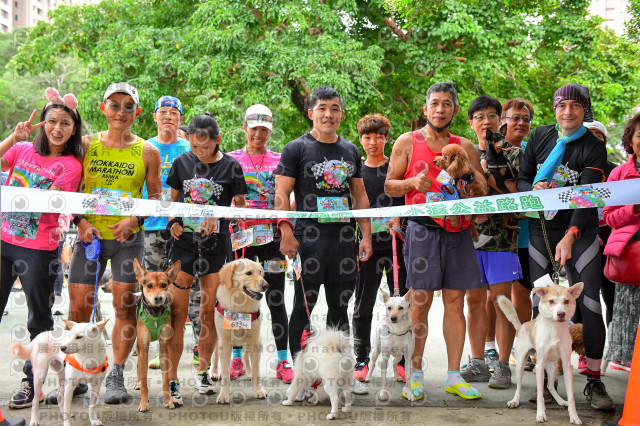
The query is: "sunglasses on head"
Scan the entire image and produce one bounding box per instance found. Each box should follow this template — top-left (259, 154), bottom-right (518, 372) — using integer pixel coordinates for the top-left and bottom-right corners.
top-left (245, 114), bottom-right (273, 123)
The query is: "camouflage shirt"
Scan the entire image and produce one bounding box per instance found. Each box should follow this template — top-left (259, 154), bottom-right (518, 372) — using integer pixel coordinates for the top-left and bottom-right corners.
top-left (476, 143), bottom-right (522, 253)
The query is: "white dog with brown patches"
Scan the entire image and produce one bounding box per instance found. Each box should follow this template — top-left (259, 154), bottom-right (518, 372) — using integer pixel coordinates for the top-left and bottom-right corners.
top-left (215, 259), bottom-right (269, 404)
top-left (10, 319), bottom-right (110, 426)
top-left (498, 283), bottom-right (584, 425)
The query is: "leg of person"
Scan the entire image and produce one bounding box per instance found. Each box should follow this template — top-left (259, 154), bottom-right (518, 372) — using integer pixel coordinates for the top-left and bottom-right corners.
top-left (565, 230), bottom-right (614, 411)
top-left (288, 278), bottom-right (322, 360)
top-left (484, 288), bottom-right (498, 371)
top-left (105, 234), bottom-right (145, 404)
top-left (8, 245), bottom-right (56, 408)
top-left (607, 284), bottom-right (640, 370)
top-left (325, 278), bottom-right (356, 332)
top-left (598, 226), bottom-right (614, 327)
top-left (0, 242), bottom-right (17, 323)
top-left (325, 239), bottom-right (358, 333)
top-left (188, 275), bottom-right (202, 365)
top-left (512, 248), bottom-right (532, 324)
top-left (53, 239), bottom-right (64, 296)
top-left (462, 251), bottom-right (490, 382)
top-left (384, 245), bottom-right (409, 379)
top-left (194, 271), bottom-right (219, 394)
top-left (352, 250), bottom-right (384, 381)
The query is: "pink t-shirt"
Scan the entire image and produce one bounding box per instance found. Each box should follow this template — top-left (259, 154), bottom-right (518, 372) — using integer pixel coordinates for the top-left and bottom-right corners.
top-left (227, 148), bottom-right (281, 209)
top-left (1, 143), bottom-right (82, 250)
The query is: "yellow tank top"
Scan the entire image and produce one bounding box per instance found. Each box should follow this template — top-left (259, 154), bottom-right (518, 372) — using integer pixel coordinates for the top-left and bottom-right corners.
top-left (83, 133), bottom-right (146, 239)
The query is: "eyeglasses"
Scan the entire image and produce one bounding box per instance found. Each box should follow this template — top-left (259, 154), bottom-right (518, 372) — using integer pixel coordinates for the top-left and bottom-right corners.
top-left (503, 115), bottom-right (531, 124)
top-left (156, 109), bottom-right (180, 118)
top-left (106, 101), bottom-right (137, 114)
top-left (472, 113), bottom-right (499, 122)
top-left (245, 114), bottom-right (273, 123)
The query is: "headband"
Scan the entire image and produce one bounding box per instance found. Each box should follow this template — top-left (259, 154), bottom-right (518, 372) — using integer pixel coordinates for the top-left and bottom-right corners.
top-left (45, 87), bottom-right (79, 113)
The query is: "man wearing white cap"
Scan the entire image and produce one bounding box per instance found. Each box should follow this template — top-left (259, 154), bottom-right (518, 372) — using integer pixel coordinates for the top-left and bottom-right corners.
top-left (63, 82), bottom-right (162, 405)
top-left (227, 105), bottom-right (294, 384)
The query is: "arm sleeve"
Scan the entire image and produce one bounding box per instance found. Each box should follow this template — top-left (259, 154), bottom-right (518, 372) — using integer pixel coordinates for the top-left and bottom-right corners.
top-left (51, 158), bottom-right (82, 192)
top-left (517, 129), bottom-right (538, 192)
top-left (569, 141), bottom-right (608, 230)
top-left (275, 140), bottom-right (299, 178)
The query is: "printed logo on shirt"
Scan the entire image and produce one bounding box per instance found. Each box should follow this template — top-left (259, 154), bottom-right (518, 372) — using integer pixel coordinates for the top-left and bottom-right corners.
top-left (246, 171), bottom-right (275, 208)
top-left (311, 158), bottom-right (355, 192)
top-left (1, 167), bottom-right (53, 239)
top-left (183, 176), bottom-right (223, 204)
top-left (86, 158), bottom-right (138, 186)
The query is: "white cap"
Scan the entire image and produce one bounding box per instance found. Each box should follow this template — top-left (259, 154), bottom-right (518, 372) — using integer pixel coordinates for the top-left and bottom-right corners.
top-left (245, 104), bottom-right (273, 130)
top-left (583, 121), bottom-right (608, 141)
top-left (103, 82), bottom-right (140, 105)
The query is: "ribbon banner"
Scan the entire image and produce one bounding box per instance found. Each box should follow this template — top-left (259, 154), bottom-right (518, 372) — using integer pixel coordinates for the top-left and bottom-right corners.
top-left (1, 180), bottom-right (638, 219)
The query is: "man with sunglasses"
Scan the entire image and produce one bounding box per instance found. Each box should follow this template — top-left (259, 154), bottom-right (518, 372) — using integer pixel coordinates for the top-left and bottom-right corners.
top-left (61, 82), bottom-right (162, 405)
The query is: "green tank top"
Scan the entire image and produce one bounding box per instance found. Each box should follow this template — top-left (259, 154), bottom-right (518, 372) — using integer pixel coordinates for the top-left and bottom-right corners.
top-left (83, 133), bottom-right (146, 239)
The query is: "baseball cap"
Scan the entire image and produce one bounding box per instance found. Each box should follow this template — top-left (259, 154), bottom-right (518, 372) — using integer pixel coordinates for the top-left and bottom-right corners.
top-left (245, 104), bottom-right (273, 130)
top-left (103, 82), bottom-right (140, 105)
top-left (154, 96), bottom-right (183, 115)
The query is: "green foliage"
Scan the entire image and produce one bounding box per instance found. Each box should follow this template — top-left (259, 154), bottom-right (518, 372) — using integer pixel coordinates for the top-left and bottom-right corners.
top-left (6, 0), bottom-right (640, 161)
top-left (626, 0), bottom-right (640, 42)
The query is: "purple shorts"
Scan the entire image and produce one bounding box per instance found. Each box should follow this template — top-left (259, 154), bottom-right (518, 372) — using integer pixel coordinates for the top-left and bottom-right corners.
top-left (403, 221), bottom-right (483, 291)
top-left (476, 250), bottom-right (523, 285)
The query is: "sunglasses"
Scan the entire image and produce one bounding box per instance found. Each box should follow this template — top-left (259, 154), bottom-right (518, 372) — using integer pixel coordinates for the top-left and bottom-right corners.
top-left (245, 113), bottom-right (273, 123)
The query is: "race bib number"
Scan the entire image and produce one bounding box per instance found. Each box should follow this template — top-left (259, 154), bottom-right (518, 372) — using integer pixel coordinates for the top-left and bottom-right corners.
top-left (317, 196), bottom-right (349, 223)
top-left (371, 217), bottom-right (391, 234)
top-left (183, 217), bottom-right (220, 233)
top-left (231, 228), bottom-right (253, 251)
top-left (436, 170), bottom-right (454, 185)
top-left (251, 224), bottom-right (274, 246)
top-left (264, 260), bottom-right (288, 274)
top-left (223, 311), bottom-right (251, 330)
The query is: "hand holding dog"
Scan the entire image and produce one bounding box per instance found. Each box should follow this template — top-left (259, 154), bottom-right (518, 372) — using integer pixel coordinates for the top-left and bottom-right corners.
top-left (412, 165), bottom-right (431, 192)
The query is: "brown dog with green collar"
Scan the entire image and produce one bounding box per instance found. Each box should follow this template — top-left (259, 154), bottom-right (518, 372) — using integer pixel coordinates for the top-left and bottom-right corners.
top-left (132, 258), bottom-right (181, 412)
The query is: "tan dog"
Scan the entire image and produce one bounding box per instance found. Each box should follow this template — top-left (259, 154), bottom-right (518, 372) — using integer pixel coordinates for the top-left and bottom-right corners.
top-left (498, 283), bottom-right (584, 424)
top-left (215, 259), bottom-right (269, 404)
top-left (132, 258), bottom-right (181, 412)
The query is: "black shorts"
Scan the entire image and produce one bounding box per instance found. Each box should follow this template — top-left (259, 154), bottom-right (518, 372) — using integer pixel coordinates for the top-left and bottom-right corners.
top-left (169, 233), bottom-right (229, 277)
top-left (296, 235), bottom-right (358, 284)
top-left (517, 247), bottom-right (532, 290)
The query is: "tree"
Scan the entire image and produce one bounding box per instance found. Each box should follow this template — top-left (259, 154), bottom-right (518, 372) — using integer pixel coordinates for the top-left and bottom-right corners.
top-left (9, 0), bottom-right (640, 157)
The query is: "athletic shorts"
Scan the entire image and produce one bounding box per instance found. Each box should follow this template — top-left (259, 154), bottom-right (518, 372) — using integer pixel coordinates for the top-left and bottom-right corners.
top-left (475, 250), bottom-right (523, 285)
top-left (68, 232), bottom-right (145, 285)
top-left (403, 221), bottom-right (482, 291)
top-left (296, 235), bottom-right (358, 284)
top-left (144, 230), bottom-right (171, 271)
top-left (169, 235), bottom-right (228, 277)
top-left (516, 247), bottom-right (532, 290)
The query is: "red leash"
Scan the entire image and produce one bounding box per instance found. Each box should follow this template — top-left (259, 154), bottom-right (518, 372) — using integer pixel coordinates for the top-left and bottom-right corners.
top-left (390, 225), bottom-right (405, 297)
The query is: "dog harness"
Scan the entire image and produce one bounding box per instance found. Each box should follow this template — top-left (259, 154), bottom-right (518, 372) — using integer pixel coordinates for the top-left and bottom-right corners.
top-left (137, 301), bottom-right (171, 342)
top-left (454, 173), bottom-right (475, 197)
top-left (64, 354), bottom-right (108, 374)
top-left (215, 302), bottom-right (260, 321)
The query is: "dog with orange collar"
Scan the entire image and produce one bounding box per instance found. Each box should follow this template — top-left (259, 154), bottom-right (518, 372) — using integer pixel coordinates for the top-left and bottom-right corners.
top-left (10, 319), bottom-right (110, 426)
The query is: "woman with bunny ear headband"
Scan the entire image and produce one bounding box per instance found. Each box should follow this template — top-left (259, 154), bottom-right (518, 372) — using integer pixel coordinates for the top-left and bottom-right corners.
top-left (0, 88), bottom-right (83, 410)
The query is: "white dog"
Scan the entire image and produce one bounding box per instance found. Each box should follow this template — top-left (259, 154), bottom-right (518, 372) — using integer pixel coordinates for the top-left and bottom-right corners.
top-left (10, 319), bottom-right (109, 426)
top-left (498, 283), bottom-right (584, 424)
top-left (282, 328), bottom-right (355, 420)
top-left (365, 288), bottom-right (413, 401)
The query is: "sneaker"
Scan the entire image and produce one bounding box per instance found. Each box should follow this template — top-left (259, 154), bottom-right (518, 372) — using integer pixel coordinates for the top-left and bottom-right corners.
top-left (578, 355), bottom-right (588, 374)
top-left (276, 360), bottom-right (294, 384)
top-left (105, 364), bottom-right (131, 404)
top-left (488, 361), bottom-right (512, 389)
top-left (529, 377), bottom-right (556, 404)
top-left (45, 382), bottom-right (88, 405)
top-left (524, 355), bottom-right (536, 372)
top-left (148, 352), bottom-right (160, 369)
top-left (353, 361), bottom-right (369, 382)
top-left (484, 349), bottom-right (499, 373)
top-left (229, 357), bottom-right (246, 380)
top-left (396, 363), bottom-right (406, 383)
top-left (584, 379), bottom-right (615, 411)
top-left (460, 356), bottom-right (491, 382)
top-left (185, 316), bottom-right (192, 325)
top-left (169, 380), bottom-right (183, 406)
top-left (609, 361), bottom-right (631, 372)
top-left (193, 346), bottom-right (200, 366)
top-left (351, 380), bottom-right (369, 395)
top-left (9, 379), bottom-right (44, 408)
top-left (194, 371), bottom-right (217, 395)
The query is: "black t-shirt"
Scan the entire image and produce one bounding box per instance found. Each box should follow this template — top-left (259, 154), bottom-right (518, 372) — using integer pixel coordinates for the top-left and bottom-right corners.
top-left (360, 161), bottom-right (404, 250)
top-left (276, 133), bottom-right (362, 237)
top-left (166, 152), bottom-right (248, 248)
top-left (517, 124), bottom-right (607, 231)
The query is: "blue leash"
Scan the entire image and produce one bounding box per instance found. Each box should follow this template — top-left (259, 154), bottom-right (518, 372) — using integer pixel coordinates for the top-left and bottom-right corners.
top-left (82, 236), bottom-right (101, 323)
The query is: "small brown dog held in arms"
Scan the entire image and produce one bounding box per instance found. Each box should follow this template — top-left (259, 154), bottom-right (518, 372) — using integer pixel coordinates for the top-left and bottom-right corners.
top-left (433, 144), bottom-right (489, 241)
top-left (132, 258), bottom-right (181, 412)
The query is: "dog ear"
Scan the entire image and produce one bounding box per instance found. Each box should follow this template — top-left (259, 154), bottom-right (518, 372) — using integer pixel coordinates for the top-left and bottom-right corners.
top-left (164, 261), bottom-right (181, 283)
top-left (500, 123), bottom-right (508, 137)
top-left (485, 128), bottom-right (493, 142)
top-left (569, 282), bottom-right (584, 299)
top-left (379, 288), bottom-right (389, 303)
top-left (96, 318), bottom-right (110, 333)
top-left (532, 286), bottom-right (548, 299)
top-left (62, 319), bottom-right (76, 331)
top-left (448, 152), bottom-right (463, 177)
top-left (219, 262), bottom-right (235, 289)
top-left (133, 258), bottom-right (146, 281)
top-left (404, 287), bottom-right (413, 304)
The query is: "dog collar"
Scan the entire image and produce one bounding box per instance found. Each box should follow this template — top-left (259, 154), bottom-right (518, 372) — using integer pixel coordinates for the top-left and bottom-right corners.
top-left (64, 354), bottom-right (108, 374)
top-left (388, 327), bottom-right (412, 337)
top-left (215, 302), bottom-right (260, 322)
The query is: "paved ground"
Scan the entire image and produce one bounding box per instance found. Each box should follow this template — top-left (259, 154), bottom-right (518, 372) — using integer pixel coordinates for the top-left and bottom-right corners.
top-left (1, 277), bottom-right (629, 425)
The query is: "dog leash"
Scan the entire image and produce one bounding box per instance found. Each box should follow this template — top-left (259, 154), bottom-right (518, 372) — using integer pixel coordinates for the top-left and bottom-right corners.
top-left (82, 236), bottom-right (101, 323)
top-left (539, 216), bottom-right (561, 285)
top-left (390, 225), bottom-right (405, 297)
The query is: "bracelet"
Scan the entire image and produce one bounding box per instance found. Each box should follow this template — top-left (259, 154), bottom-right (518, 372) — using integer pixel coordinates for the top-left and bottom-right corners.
top-left (72, 215), bottom-right (86, 226)
top-left (565, 226), bottom-right (581, 239)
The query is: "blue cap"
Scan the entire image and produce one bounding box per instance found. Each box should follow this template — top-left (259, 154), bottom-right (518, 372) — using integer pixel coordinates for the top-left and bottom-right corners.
top-left (154, 96), bottom-right (183, 115)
